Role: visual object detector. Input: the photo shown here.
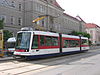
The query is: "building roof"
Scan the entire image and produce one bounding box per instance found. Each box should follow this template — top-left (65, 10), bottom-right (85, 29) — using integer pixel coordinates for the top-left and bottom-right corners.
top-left (63, 13), bottom-right (78, 21)
top-left (43, 0), bottom-right (64, 11)
top-left (53, 0), bottom-right (64, 10)
top-left (85, 23), bottom-right (100, 28)
top-left (63, 13), bottom-right (86, 23)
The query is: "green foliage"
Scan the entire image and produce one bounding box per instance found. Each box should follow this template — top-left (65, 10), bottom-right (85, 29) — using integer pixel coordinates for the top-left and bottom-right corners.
top-left (0, 20), bottom-right (13, 42)
top-left (68, 31), bottom-right (79, 36)
top-left (69, 31), bottom-right (91, 39)
top-left (89, 40), bottom-right (92, 46)
top-left (0, 19), bottom-right (4, 29)
top-left (3, 30), bottom-right (13, 42)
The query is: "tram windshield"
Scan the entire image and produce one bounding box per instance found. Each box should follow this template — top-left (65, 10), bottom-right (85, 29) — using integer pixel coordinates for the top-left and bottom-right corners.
top-left (16, 32), bottom-right (31, 50)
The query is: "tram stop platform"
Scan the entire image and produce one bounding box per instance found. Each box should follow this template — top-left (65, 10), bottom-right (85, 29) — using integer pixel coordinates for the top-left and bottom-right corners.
top-left (0, 50), bottom-right (14, 61)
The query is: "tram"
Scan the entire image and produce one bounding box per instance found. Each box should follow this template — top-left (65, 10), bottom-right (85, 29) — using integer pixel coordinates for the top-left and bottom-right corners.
top-left (14, 28), bottom-right (89, 59)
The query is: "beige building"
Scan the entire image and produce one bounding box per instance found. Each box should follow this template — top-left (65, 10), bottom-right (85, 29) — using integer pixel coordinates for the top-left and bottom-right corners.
top-left (0, 0), bottom-right (86, 36)
top-left (85, 23), bottom-right (100, 44)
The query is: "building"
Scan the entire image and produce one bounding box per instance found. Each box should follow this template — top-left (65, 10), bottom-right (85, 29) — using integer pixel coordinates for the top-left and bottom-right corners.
top-left (0, 0), bottom-right (23, 36)
top-left (23, 0), bottom-right (65, 32)
top-left (0, 0), bottom-right (86, 36)
top-left (85, 23), bottom-right (100, 44)
top-left (61, 13), bottom-right (86, 34)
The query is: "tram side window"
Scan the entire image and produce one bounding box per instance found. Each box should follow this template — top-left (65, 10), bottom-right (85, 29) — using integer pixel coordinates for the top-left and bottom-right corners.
top-left (40, 36), bottom-right (45, 46)
top-left (69, 40), bottom-right (79, 47)
top-left (45, 36), bottom-right (52, 46)
top-left (69, 40), bottom-right (74, 47)
top-left (75, 40), bottom-right (79, 46)
top-left (31, 35), bottom-right (38, 49)
top-left (40, 36), bottom-right (58, 46)
top-left (52, 37), bottom-right (58, 46)
top-left (82, 39), bottom-right (88, 45)
top-left (64, 40), bottom-right (69, 48)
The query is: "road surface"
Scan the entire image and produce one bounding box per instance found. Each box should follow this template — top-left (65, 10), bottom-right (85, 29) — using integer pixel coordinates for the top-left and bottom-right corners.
top-left (0, 49), bottom-right (100, 75)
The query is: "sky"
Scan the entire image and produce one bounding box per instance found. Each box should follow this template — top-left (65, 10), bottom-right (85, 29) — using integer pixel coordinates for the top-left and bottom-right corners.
top-left (56, 0), bottom-right (100, 25)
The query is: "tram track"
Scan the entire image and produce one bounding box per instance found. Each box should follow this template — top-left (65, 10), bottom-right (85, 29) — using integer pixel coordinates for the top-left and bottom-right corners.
top-left (0, 49), bottom-right (100, 75)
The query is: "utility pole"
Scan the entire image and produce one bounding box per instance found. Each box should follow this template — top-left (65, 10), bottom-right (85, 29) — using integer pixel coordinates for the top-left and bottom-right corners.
top-left (23, 0), bottom-right (25, 27)
top-left (76, 15), bottom-right (83, 51)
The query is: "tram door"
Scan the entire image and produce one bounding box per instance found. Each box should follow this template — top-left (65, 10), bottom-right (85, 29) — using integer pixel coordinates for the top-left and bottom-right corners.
top-left (0, 30), bottom-right (4, 56)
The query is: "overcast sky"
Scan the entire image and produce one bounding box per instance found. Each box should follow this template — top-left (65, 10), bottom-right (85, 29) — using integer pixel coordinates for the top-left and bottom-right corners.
top-left (56, 0), bottom-right (100, 25)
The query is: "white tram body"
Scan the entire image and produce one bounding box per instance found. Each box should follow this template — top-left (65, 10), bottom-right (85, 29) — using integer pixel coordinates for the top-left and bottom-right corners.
top-left (14, 30), bottom-right (89, 59)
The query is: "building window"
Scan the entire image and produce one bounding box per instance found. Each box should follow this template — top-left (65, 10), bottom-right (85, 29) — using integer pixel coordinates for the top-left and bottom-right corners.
top-left (50, 0), bottom-right (53, 3)
top-left (42, 19), bottom-right (45, 27)
top-left (11, 1), bottom-right (15, 7)
top-left (18, 18), bottom-right (22, 25)
top-left (0, 15), bottom-right (6, 23)
top-left (40, 5), bottom-right (42, 12)
top-left (37, 4), bottom-right (40, 12)
top-left (11, 16), bottom-right (15, 25)
top-left (19, 4), bottom-right (22, 11)
top-left (37, 20), bottom-right (40, 25)
top-left (44, 0), bottom-right (47, 1)
top-left (40, 5), bottom-right (45, 13)
top-left (35, 3), bottom-right (45, 13)
top-left (90, 30), bottom-right (93, 39)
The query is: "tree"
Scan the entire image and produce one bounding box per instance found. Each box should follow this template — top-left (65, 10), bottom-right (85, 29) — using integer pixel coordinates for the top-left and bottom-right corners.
top-left (68, 31), bottom-right (79, 36)
top-left (0, 19), bottom-right (13, 42)
top-left (68, 31), bottom-right (91, 39)
top-left (3, 30), bottom-right (13, 42)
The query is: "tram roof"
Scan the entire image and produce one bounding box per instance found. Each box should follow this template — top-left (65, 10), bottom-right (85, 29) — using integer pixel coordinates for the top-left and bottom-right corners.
top-left (33, 31), bottom-right (59, 37)
top-left (18, 31), bottom-right (88, 39)
top-left (62, 34), bottom-right (88, 39)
